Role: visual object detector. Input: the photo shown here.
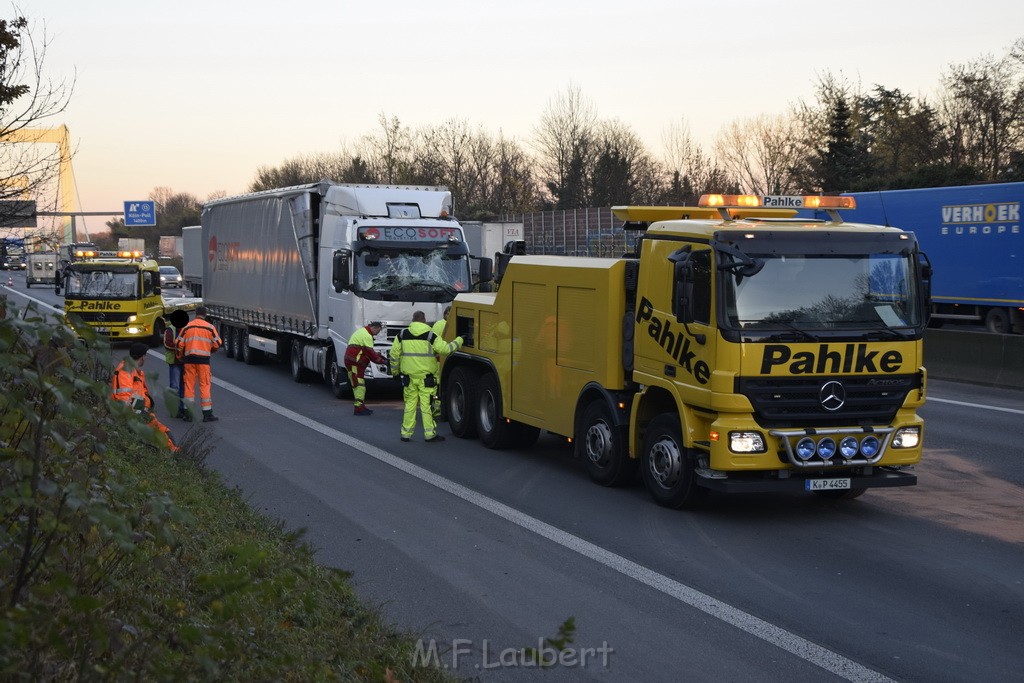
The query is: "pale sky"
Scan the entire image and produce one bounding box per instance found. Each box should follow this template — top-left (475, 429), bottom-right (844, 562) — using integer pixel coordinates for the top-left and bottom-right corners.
top-left (27, 0), bottom-right (1024, 234)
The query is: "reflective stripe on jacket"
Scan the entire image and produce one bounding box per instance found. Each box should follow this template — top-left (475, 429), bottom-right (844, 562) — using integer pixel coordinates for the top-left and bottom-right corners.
top-left (176, 318), bottom-right (222, 364)
top-left (344, 326), bottom-right (385, 369)
top-left (111, 359), bottom-right (149, 409)
top-left (390, 321), bottom-right (462, 377)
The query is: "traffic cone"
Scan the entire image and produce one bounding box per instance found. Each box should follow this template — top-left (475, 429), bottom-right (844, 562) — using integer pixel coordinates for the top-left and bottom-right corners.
top-left (6, 277), bottom-right (11, 286)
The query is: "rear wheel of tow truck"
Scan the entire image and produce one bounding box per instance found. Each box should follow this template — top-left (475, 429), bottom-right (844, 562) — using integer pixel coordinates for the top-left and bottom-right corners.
top-left (641, 413), bottom-right (706, 509)
top-left (326, 351), bottom-right (352, 399)
top-left (223, 326), bottom-right (236, 359)
top-left (447, 366), bottom-right (480, 438)
top-left (290, 340), bottom-right (313, 383)
top-left (814, 487), bottom-right (868, 500)
top-left (985, 307), bottom-right (1011, 334)
top-left (476, 372), bottom-right (513, 449)
top-left (581, 400), bottom-right (637, 487)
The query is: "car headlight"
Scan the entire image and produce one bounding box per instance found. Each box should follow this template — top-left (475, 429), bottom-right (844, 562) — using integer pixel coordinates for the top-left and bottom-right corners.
top-left (729, 431), bottom-right (766, 453)
top-left (127, 314), bottom-right (137, 323)
top-left (892, 427), bottom-right (920, 449)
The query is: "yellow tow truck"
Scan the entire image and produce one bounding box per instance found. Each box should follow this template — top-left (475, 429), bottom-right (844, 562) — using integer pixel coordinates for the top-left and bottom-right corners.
top-left (58, 249), bottom-right (201, 344)
top-left (439, 195), bottom-right (929, 507)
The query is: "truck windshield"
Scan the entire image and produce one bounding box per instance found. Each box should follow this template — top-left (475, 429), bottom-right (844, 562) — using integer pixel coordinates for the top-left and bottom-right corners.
top-left (354, 248), bottom-right (471, 301)
top-left (722, 253), bottom-right (922, 331)
top-left (64, 269), bottom-right (139, 300)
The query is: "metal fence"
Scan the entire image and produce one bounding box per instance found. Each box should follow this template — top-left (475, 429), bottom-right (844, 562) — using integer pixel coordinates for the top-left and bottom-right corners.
top-left (499, 207), bottom-right (641, 257)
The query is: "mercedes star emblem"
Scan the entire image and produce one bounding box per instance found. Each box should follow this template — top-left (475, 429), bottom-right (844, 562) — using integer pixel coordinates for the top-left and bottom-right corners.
top-left (819, 380), bottom-right (846, 411)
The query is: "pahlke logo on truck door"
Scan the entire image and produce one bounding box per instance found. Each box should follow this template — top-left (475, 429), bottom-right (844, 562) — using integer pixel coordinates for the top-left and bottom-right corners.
top-left (636, 297), bottom-right (711, 384)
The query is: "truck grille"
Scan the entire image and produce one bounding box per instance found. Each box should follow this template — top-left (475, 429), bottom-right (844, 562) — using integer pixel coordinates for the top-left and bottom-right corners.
top-left (736, 374), bottom-right (920, 428)
top-left (67, 312), bottom-right (133, 324)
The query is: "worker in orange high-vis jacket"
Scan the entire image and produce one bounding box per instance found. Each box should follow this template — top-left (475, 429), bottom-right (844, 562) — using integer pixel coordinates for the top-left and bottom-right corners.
top-left (175, 306), bottom-right (223, 422)
top-left (111, 342), bottom-right (179, 452)
top-left (344, 320), bottom-right (387, 415)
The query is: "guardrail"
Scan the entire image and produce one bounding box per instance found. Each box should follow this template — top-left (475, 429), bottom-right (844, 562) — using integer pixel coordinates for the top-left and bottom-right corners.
top-left (925, 329), bottom-right (1024, 390)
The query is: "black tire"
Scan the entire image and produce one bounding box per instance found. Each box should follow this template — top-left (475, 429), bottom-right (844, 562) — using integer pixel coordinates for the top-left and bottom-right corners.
top-left (241, 331), bottom-right (262, 365)
top-left (476, 372), bottom-right (513, 449)
top-left (233, 328), bottom-right (246, 362)
top-left (814, 487), bottom-right (868, 500)
top-left (223, 326), bottom-right (236, 359)
top-left (581, 400), bottom-right (637, 486)
top-left (327, 351), bottom-right (352, 399)
top-left (150, 317), bottom-right (166, 348)
top-left (290, 340), bottom-right (313, 383)
top-left (447, 366), bottom-right (480, 438)
top-left (640, 413), bottom-right (706, 509)
top-left (985, 308), bottom-right (1010, 334)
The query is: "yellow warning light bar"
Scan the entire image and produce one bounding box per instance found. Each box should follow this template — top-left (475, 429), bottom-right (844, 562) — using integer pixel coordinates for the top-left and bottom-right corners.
top-left (117, 250), bottom-right (143, 258)
top-left (612, 205), bottom-right (798, 225)
top-left (698, 194), bottom-right (857, 210)
top-left (75, 250), bottom-right (98, 258)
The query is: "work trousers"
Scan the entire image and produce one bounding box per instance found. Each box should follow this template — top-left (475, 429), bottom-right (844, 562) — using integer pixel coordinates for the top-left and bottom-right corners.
top-left (183, 363), bottom-right (213, 412)
top-left (401, 375), bottom-right (437, 439)
top-left (346, 365), bottom-right (367, 407)
top-left (168, 362), bottom-right (185, 416)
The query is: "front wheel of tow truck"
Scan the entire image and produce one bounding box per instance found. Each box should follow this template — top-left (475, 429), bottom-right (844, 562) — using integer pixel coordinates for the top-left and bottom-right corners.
top-left (581, 400), bottom-right (637, 487)
top-left (150, 317), bottom-right (166, 348)
top-left (641, 413), bottom-right (706, 509)
top-left (814, 487), bottom-right (868, 500)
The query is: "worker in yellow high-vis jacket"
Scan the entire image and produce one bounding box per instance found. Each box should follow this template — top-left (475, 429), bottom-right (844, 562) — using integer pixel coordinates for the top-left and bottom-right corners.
top-left (390, 310), bottom-right (463, 442)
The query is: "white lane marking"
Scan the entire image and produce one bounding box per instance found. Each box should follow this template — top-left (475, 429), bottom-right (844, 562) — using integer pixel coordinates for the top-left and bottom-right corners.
top-left (928, 396), bottom-right (1024, 415)
top-left (211, 374), bottom-right (895, 683)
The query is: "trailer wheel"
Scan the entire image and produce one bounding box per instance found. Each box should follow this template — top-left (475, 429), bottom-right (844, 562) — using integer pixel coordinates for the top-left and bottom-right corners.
top-left (641, 413), bottom-right (706, 509)
top-left (985, 308), bottom-right (1010, 334)
top-left (232, 327), bottom-right (245, 361)
top-left (814, 487), bottom-right (867, 500)
top-left (581, 400), bottom-right (637, 487)
top-left (447, 366), bottom-right (479, 438)
top-left (476, 372), bottom-right (513, 449)
top-left (223, 326), bottom-right (236, 359)
top-left (241, 332), bottom-right (262, 365)
top-left (290, 341), bottom-right (313, 383)
top-left (327, 352), bottom-right (352, 399)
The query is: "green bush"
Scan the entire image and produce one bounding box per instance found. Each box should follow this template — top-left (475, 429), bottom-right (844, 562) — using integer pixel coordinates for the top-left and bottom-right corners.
top-left (0, 299), bottom-right (449, 681)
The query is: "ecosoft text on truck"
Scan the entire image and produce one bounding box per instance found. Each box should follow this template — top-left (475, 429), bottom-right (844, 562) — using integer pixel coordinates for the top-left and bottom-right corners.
top-left (200, 181), bottom-right (491, 393)
top-left (440, 194), bottom-right (929, 508)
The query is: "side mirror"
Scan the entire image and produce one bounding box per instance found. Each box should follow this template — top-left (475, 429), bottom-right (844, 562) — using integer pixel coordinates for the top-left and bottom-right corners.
top-left (332, 251), bottom-right (351, 292)
top-left (676, 262), bottom-right (696, 324)
top-left (477, 257), bottom-right (493, 284)
top-left (918, 251), bottom-right (933, 316)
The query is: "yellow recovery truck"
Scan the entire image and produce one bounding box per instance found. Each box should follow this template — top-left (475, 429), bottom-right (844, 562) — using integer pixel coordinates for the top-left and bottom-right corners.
top-left (57, 249), bottom-right (201, 344)
top-left (440, 195), bottom-right (929, 507)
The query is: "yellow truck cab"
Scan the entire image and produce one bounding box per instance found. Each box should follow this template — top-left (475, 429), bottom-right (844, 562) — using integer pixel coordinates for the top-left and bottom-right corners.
top-left (440, 195), bottom-right (929, 508)
top-left (59, 249), bottom-right (199, 344)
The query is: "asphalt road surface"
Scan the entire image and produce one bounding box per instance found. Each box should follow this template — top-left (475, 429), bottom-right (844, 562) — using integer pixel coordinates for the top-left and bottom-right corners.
top-left (4, 274), bottom-right (1022, 682)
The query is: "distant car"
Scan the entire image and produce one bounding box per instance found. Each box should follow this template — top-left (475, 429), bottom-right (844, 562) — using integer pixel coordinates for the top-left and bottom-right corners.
top-left (159, 265), bottom-right (183, 288)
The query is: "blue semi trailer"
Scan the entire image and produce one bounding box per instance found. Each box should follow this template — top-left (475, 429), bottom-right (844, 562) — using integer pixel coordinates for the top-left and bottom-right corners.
top-left (807, 183), bottom-right (1022, 334)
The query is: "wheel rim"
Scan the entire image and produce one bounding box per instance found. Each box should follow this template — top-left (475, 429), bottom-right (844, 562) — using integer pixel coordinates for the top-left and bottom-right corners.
top-left (585, 420), bottom-right (613, 466)
top-left (450, 383), bottom-right (466, 425)
top-left (648, 437), bottom-right (683, 489)
top-left (329, 360), bottom-right (340, 386)
top-left (479, 390), bottom-right (497, 434)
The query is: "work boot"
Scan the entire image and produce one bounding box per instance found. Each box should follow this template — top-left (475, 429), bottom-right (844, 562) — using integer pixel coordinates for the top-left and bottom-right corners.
top-left (400, 437), bottom-right (411, 442)
top-left (425, 434), bottom-right (446, 443)
top-left (181, 413), bottom-right (193, 422)
top-left (354, 405), bottom-right (373, 416)
top-left (202, 411), bottom-right (219, 423)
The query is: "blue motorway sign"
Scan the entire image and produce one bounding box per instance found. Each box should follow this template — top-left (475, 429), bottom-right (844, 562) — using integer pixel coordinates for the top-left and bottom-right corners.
top-left (124, 200), bottom-right (156, 226)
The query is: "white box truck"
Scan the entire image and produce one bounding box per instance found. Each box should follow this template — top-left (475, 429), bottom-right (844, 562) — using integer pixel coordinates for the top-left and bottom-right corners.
top-left (25, 252), bottom-right (59, 287)
top-left (201, 181), bottom-right (492, 396)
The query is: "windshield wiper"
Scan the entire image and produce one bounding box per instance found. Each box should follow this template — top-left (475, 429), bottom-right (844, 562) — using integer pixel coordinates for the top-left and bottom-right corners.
top-left (760, 320), bottom-right (820, 342)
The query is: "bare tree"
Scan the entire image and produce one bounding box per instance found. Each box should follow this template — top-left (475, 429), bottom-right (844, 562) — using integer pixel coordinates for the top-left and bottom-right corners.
top-left (714, 113), bottom-right (805, 194)
top-left (939, 39), bottom-right (1024, 180)
top-left (531, 84), bottom-right (597, 209)
top-left (0, 10), bottom-right (75, 250)
top-left (661, 120), bottom-right (735, 203)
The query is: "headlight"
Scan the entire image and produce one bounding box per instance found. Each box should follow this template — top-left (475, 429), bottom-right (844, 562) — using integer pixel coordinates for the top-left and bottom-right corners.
top-left (839, 436), bottom-right (860, 459)
top-left (127, 314), bottom-right (137, 323)
top-left (796, 437), bottom-right (816, 461)
top-left (892, 427), bottom-right (920, 449)
top-left (860, 436), bottom-right (881, 457)
top-left (816, 437), bottom-right (837, 460)
top-left (729, 431), bottom-right (766, 453)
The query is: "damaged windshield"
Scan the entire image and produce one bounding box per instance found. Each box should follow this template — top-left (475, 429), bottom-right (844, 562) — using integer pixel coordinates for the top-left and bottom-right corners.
top-left (354, 248), bottom-right (471, 301)
top-left (64, 269), bottom-right (139, 299)
top-left (722, 253), bottom-right (921, 330)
